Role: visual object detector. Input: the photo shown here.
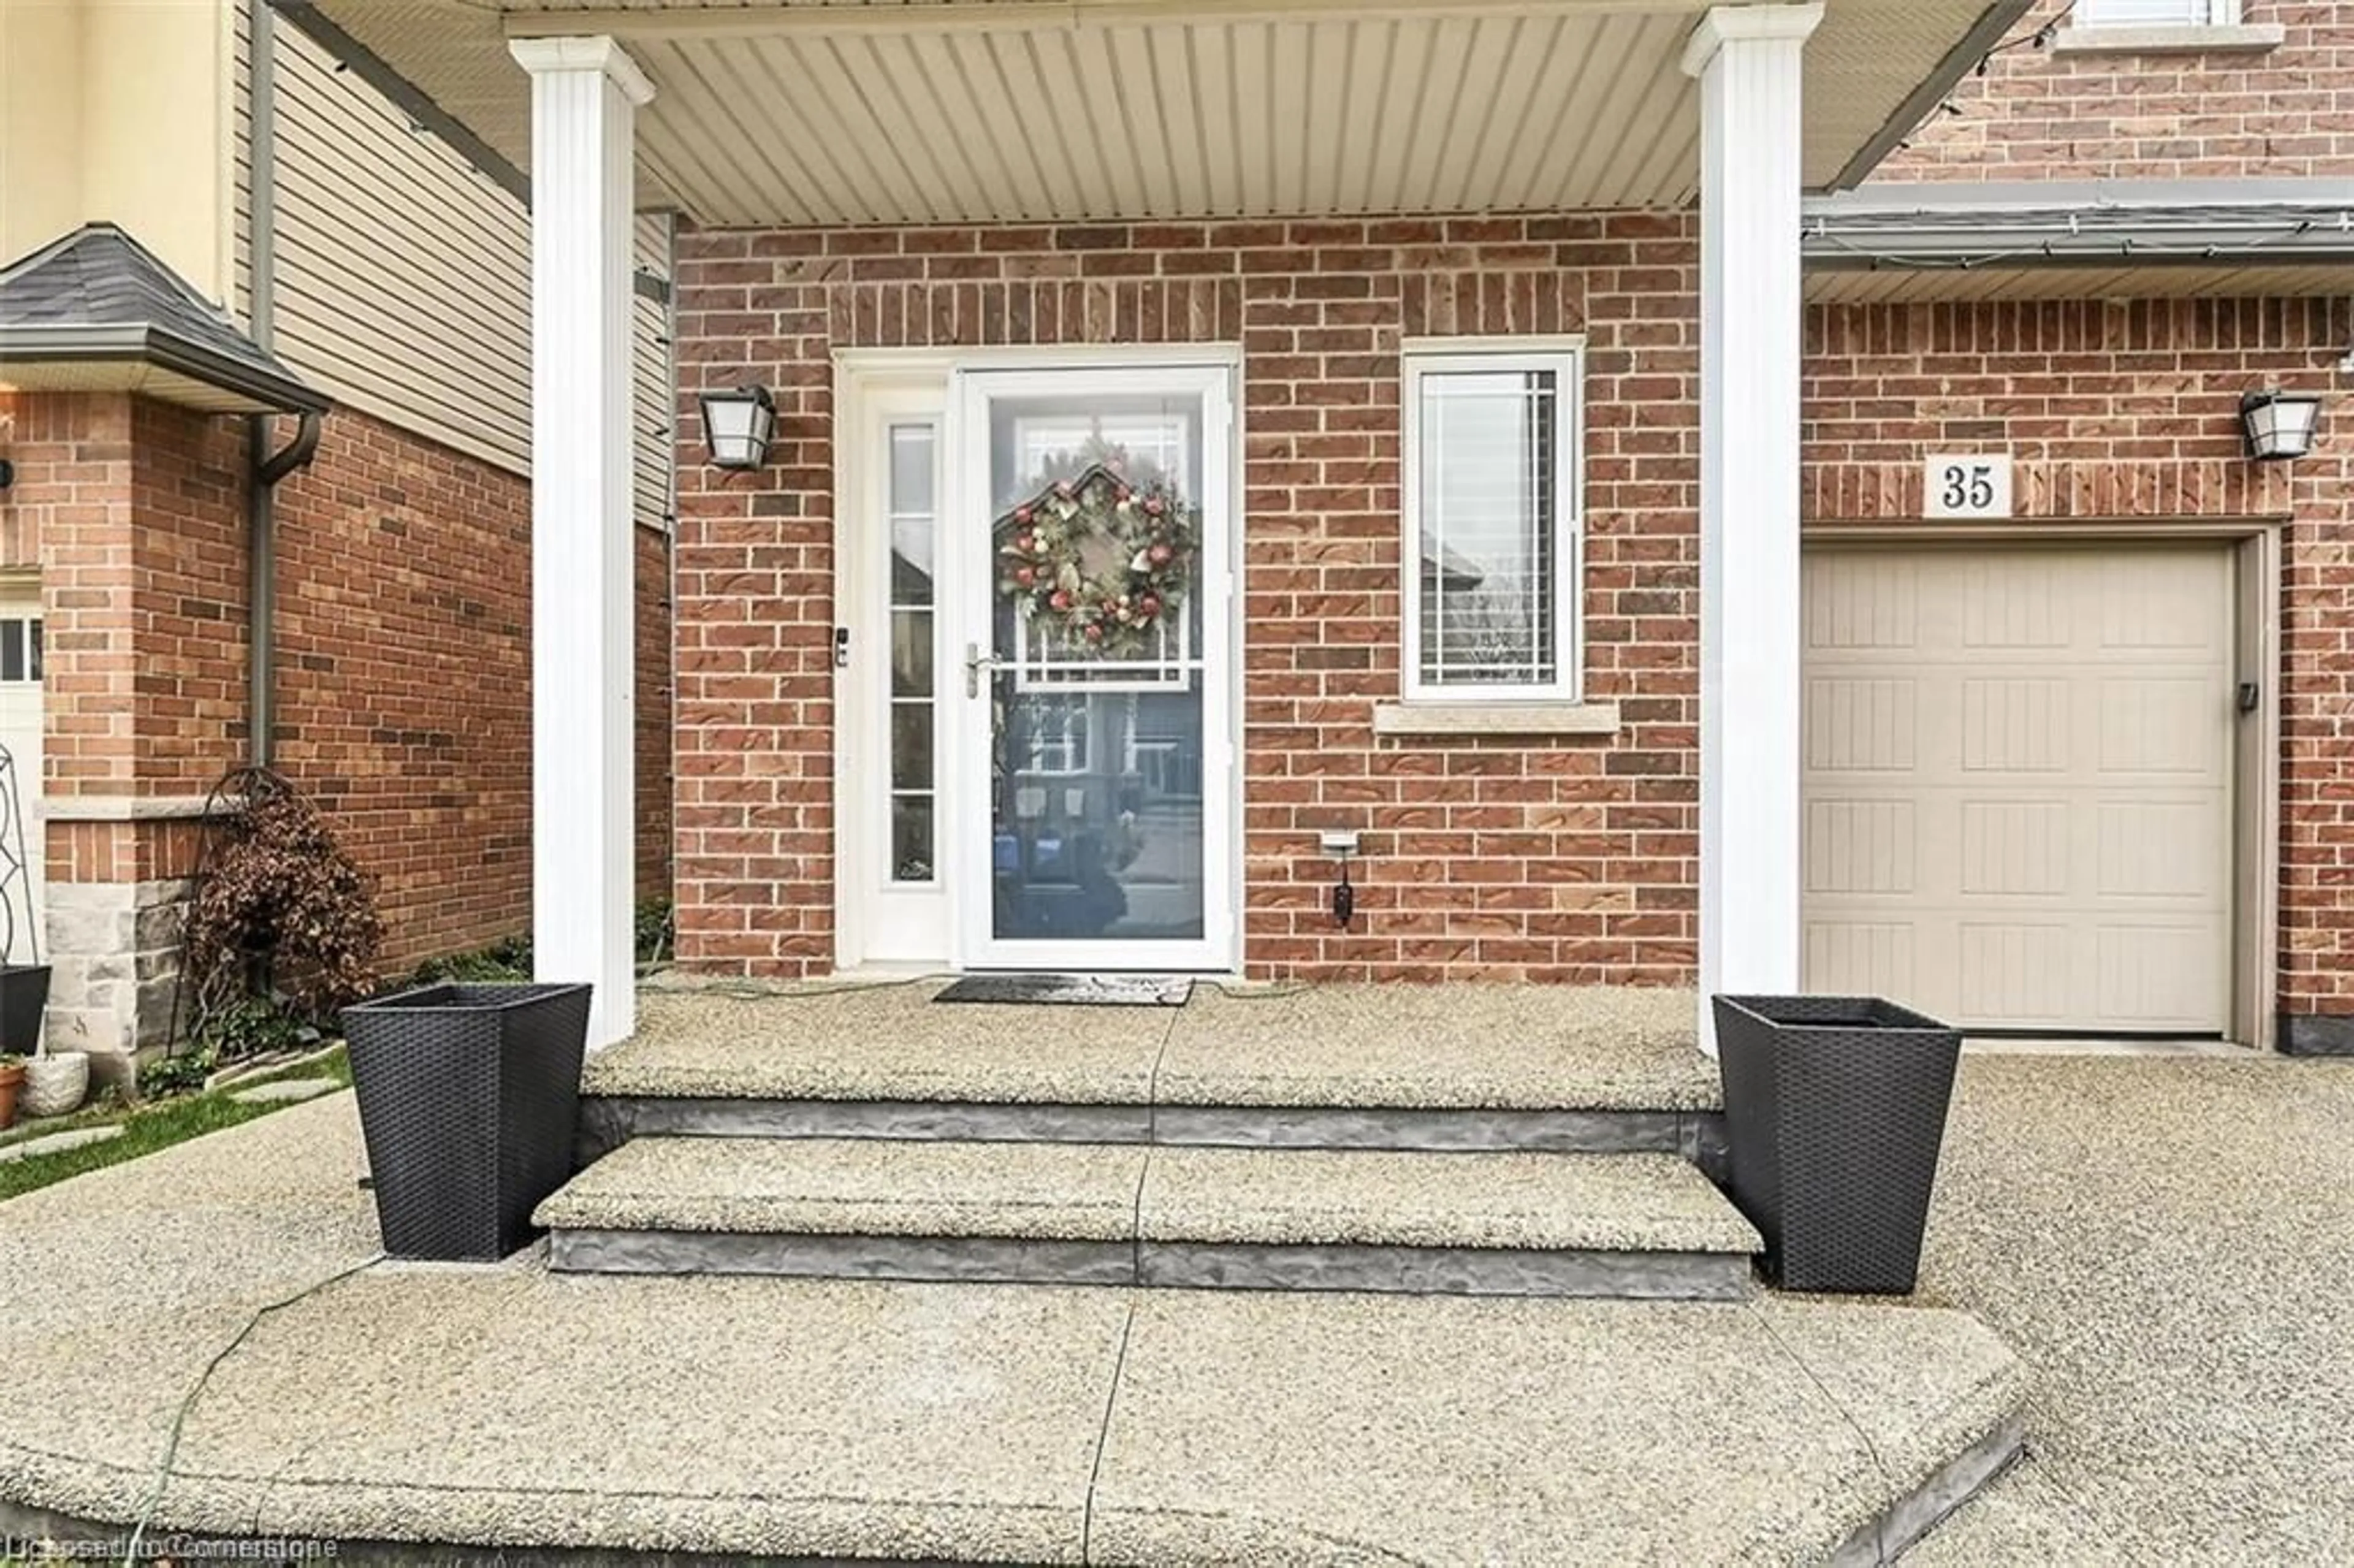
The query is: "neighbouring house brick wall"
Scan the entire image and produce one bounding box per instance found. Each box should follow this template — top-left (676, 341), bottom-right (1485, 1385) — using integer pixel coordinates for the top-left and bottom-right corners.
top-left (267, 406), bottom-right (677, 968)
top-left (270, 408), bottom-right (533, 969)
top-left (0, 390), bottom-right (678, 1052)
top-left (1801, 295), bottom-right (2354, 1020)
top-left (637, 523), bottom-right (676, 906)
top-left (1876, 0), bottom-right (2354, 182)
top-left (671, 214), bottom-right (1702, 983)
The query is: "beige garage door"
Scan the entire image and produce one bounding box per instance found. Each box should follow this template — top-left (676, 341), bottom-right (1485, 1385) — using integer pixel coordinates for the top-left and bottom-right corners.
top-left (1802, 544), bottom-right (2234, 1034)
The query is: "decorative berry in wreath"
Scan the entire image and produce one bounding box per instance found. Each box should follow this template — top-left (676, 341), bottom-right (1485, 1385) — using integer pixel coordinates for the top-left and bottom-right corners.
top-left (996, 462), bottom-right (1196, 657)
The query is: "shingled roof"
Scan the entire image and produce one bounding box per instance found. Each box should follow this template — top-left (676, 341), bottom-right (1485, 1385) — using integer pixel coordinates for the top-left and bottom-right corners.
top-left (0, 223), bottom-right (327, 415)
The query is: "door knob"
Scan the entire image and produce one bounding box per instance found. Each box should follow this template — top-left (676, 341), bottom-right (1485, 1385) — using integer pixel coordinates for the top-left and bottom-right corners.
top-left (964, 642), bottom-right (1004, 698)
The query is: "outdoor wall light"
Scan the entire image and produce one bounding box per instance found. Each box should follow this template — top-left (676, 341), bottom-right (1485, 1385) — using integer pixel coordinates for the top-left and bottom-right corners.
top-left (1320, 828), bottom-right (1360, 931)
top-left (2239, 389), bottom-right (2323, 462)
top-left (699, 384), bottom-right (776, 471)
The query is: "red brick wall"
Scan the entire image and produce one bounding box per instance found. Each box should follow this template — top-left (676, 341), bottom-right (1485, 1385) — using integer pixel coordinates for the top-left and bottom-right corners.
top-left (671, 214), bottom-right (1702, 983)
top-left (636, 523), bottom-right (676, 905)
top-left (0, 393), bottom-right (142, 800)
top-left (1876, 0), bottom-right (2354, 181)
top-left (0, 391), bottom-right (677, 975)
top-left (270, 408), bottom-right (531, 965)
top-left (1802, 295), bottom-right (2353, 1017)
top-left (271, 406), bottom-right (676, 967)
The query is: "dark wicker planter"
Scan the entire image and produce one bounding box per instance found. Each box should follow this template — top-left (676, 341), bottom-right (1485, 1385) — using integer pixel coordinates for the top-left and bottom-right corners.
top-left (343, 982), bottom-right (591, 1262)
top-left (1712, 994), bottom-right (1960, 1295)
top-left (0, 964), bottom-right (50, 1055)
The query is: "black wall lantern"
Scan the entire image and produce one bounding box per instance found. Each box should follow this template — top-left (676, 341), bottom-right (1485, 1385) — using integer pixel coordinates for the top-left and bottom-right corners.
top-left (2239, 389), bottom-right (2322, 462)
top-left (699, 384), bottom-right (776, 471)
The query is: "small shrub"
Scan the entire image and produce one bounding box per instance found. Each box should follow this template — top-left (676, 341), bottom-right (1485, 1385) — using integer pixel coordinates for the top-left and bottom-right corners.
top-left (139, 1046), bottom-right (216, 1100)
top-left (192, 992), bottom-right (315, 1064)
top-left (185, 782), bottom-right (384, 1022)
top-left (412, 932), bottom-right (531, 985)
top-left (636, 897), bottom-right (674, 964)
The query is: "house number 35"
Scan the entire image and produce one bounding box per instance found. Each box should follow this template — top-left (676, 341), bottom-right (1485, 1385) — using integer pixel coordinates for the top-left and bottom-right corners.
top-left (1924, 454), bottom-right (2013, 519)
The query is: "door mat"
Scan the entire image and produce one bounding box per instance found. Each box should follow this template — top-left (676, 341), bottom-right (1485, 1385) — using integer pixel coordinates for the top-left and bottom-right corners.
top-left (934, 975), bottom-right (1195, 1007)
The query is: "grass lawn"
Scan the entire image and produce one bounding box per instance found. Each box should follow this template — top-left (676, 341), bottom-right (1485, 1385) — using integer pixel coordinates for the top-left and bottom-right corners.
top-left (0, 1046), bottom-right (351, 1204)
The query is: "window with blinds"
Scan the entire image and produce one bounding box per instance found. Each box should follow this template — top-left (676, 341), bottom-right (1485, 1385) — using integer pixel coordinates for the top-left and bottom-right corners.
top-left (2076, 0), bottom-right (2234, 24)
top-left (1403, 346), bottom-right (1581, 701)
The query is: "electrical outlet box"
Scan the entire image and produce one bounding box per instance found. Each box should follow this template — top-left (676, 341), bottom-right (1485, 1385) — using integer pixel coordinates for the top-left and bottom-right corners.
top-left (1319, 829), bottom-right (1360, 856)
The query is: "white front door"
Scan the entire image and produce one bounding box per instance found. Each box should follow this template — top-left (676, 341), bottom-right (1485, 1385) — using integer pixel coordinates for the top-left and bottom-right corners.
top-left (951, 363), bottom-right (1236, 972)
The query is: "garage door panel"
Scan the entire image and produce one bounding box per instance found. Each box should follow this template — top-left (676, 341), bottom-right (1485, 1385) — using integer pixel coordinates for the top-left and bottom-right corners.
top-left (1959, 799), bottom-right (2071, 897)
top-left (1802, 545), bottom-right (2233, 1035)
top-left (1957, 921), bottom-right (2077, 1025)
top-left (2098, 678), bottom-right (2228, 777)
top-left (2097, 799), bottom-right (2228, 900)
top-left (1804, 554), bottom-right (1919, 651)
top-left (1961, 557), bottom-right (2074, 651)
top-left (1804, 920), bottom-right (1916, 1002)
top-left (2095, 924), bottom-right (2221, 1026)
top-left (1960, 677), bottom-right (2070, 774)
top-left (1805, 798), bottom-right (1917, 895)
top-left (2099, 550), bottom-right (2231, 650)
top-left (1804, 676), bottom-right (1917, 773)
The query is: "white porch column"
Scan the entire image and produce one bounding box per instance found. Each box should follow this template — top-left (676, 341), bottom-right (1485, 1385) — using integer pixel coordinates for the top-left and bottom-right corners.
top-left (510, 37), bottom-right (652, 1050)
top-left (1682, 4), bottom-right (1821, 1050)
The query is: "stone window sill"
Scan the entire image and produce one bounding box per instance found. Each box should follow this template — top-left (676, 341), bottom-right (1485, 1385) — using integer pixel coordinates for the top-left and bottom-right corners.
top-left (2053, 22), bottom-right (2284, 54)
top-left (1372, 701), bottom-right (1622, 739)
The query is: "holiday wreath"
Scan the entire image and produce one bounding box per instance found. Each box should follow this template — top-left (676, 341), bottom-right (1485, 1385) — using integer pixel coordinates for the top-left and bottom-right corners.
top-left (996, 461), bottom-right (1197, 658)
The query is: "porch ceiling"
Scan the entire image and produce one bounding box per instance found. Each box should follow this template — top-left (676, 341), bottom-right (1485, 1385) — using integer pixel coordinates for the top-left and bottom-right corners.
top-left (281, 0), bottom-right (2025, 227)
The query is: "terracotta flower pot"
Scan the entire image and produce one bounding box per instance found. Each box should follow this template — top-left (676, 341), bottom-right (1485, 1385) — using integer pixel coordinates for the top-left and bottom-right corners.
top-left (0, 1061), bottom-right (24, 1132)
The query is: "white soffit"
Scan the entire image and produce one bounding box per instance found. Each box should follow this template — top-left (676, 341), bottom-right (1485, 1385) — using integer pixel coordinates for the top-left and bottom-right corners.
top-left (291, 0), bottom-right (2020, 225)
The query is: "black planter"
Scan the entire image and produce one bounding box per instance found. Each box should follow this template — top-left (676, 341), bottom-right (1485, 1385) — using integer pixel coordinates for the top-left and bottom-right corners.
top-left (1712, 994), bottom-right (1960, 1295)
top-left (0, 964), bottom-right (50, 1055)
top-left (343, 982), bottom-right (591, 1262)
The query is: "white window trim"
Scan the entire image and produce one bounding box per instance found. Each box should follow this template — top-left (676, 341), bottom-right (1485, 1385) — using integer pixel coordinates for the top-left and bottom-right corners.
top-left (2059, 0), bottom-right (2285, 51)
top-left (2075, 0), bottom-right (2239, 25)
top-left (1400, 336), bottom-right (1585, 705)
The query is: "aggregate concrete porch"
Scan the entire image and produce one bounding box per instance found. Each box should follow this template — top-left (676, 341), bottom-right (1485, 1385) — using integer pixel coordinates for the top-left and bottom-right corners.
top-left (556, 979), bottom-right (1751, 1298)
top-left (581, 978), bottom-right (1724, 1160)
top-left (0, 1092), bottom-right (2024, 1566)
top-left (538, 1138), bottom-right (1762, 1300)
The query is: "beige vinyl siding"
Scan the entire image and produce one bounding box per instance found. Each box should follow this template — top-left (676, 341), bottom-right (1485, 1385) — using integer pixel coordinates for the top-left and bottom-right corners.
top-left (235, 4), bottom-right (675, 533)
top-left (634, 211), bottom-right (676, 533)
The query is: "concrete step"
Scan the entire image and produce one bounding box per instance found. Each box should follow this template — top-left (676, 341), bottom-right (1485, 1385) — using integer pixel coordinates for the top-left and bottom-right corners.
top-left (536, 1136), bottom-right (1763, 1299)
top-left (580, 982), bottom-right (1726, 1164)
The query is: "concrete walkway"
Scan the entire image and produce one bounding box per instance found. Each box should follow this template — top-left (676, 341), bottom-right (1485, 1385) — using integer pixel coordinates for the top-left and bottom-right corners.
top-left (1906, 1053), bottom-right (2354, 1564)
top-left (0, 1092), bottom-right (2017, 1564)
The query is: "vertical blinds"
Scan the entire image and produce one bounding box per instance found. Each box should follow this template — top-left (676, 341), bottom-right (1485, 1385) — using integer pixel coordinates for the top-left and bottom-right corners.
top-left (1417, 368), bottom-right (1560, 688)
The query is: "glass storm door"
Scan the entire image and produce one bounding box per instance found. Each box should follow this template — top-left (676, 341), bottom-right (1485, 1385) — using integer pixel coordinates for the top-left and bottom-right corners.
top-left (953, 364), bottom-right (1235, 972)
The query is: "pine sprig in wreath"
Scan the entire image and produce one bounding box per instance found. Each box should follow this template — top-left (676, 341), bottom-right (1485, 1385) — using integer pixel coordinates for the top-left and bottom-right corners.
top-left (996, 462), bottom-right (1195, 658)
